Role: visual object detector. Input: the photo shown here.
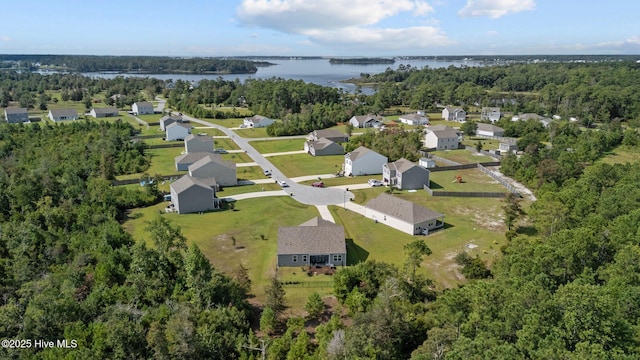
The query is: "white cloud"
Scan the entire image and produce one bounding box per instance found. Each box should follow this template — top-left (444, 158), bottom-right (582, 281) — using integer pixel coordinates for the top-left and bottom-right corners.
top-left (458, 0), bottom-right (535, 19)
top-left (487, 30), bottom-right (498, 36)
top-left (1, 36), bottom-right (10, 42)
top-left (236, 0), bottom-right (446, 51)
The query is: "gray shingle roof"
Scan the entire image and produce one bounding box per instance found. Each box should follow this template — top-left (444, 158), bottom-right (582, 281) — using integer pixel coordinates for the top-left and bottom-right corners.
top-left (313, 129), bottom-right (347, 139)
top-left (307, 137), bottom-right (339, 151)
top-left (92, 107), bottom-right (118, 115)
top-left (175, 152), bottom-right (212, 165)
top-left (366, 193), bottom-right (443, 224)
top-left (189, 153), bottom-right (236, 171)
top-left (477, 123), bottom-right (504, 133)
top-left (386, 158), bottom-right (417, 173)
top-left (167, 122), bottom-right (193, 130)
top-left (185, 133), bottom-right (213, 144)
top-left (170, 175), bottom-right (216, 194)
top-left (400, 113), bottom-right (427, 121)
top-left (246, 115), bottom-right (269, 123)
top-left (346, 146), bottom-right (375, 161)
top-left (352, 114), bottom-right (381, 124)
top-left (160, 115), bottom-right (182, 123)
top-left (278, 218), bottom-right (346, 255)
top-left (5, 107), bottom-right (27, 114)
top-left (134, 101), bottom-right (153, 108)
top-left (49, 108), bottom-right (78, 118)
top-left (431, 129), bottom-right (460, 139)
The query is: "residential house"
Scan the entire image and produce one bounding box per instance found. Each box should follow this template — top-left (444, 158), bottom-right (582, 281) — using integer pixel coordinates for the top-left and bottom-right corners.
top-left (277, 217), bottom-right (346, 267)
top-left (175, 152), bottom-right (213, 171)
top-left (511, 113), bottom-right (553, 128)
top-left (344, 146), bottom-right (388, 176)
top-left (499, 139), bottom-right (518, 154)
top-left (399, 111), bottom-right (429, 126)
top-left (308, 129), bottom-right (349, 143)
top-left (132, 101), bottom-right (154, 115)
top-left (424, 125), bottom-right (460, 150)
top-left (364, 193), bottom-right (445, 235)
top-left (349, 114), bottom-right (383, 128)
top-left (442, 106), bottom-right (466, 122)
top-left (159, 115), bottom-right (183, 131)
top-left (476, 123), bottom-right (505, 137)
top-left (48, 108), bottom-right (79, 122)
top-left (382, 158), bottom-right (430, 190)
top-left (243, 115), bottom-right (274, 128)
top-left (184, 133), bottom-right (214, 154)
top-left (4, 107), bottom-right (29, 123)
top-left (89, 107), bottom-right (119, 118)
top-left (304, 138), bottom-right (344, 157)
top-left (169, 175), bottom-right (219, 214)
top-left (418, 157), bottom-right (436, 169)
top-left (480, 107), bottom-right (501, 123)
top-left (188, 153), bottom-right (237, 186)
top-left (165, 122), bottom-right (192, 141)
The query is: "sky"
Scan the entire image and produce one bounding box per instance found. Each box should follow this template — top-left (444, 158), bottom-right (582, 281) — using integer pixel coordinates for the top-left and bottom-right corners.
top-left (1, 0), bottom-right (639, 57)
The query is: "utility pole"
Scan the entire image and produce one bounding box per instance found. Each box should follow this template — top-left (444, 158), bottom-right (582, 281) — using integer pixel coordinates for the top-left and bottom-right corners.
top-left (243, 339), bottom-right (267, 360)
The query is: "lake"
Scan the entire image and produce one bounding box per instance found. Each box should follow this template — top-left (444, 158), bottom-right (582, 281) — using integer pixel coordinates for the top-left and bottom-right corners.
top-left (82, 58), bottom-right (485, 93)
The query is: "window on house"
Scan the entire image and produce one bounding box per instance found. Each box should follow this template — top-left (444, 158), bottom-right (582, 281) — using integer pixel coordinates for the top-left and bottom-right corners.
top-left (292, 255), bottom-right (298, 262)
top-left (333, 255), bottom-right (342, 262)
top-left (302, 255), bottom-right (307, 262)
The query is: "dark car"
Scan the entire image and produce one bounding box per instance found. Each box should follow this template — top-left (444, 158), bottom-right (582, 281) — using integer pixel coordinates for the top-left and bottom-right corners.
top-left (311, 181), bottom-right (324, 188)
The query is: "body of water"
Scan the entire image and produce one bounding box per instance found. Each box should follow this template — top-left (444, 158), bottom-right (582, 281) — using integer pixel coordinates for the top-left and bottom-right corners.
top-left (81, 58), bottom-right (485, 93)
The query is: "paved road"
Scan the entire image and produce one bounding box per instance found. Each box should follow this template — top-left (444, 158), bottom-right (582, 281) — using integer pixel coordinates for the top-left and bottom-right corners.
top-left (176, 112), bottom-right (354, 206)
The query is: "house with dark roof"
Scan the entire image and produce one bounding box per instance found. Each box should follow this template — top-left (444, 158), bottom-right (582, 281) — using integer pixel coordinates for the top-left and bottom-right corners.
top-left (308, 129), bottom-right (349, 143)
top-left (132, 101), bottom-right (154, 115)
top-left (184, 133), bottom-right (214, 153)
top-left (344, 146), bottom-right (388, 176)
top-left (499, 138), bottom-right (518, 154)
top-left (382, 158), bottom-right (430, 190)
top-left (277, 217), bottom-right (346, 267)
top-left (348, 114), bottom-right (383, 128)
top-left (476, 123), bottom-right (504, 137)
top-left (169, 175), bottom-right (219, 214)
top-left (480, 107), bottom-right (501, 123)
top-left (48, 108), bottom-right (79, 122)
top-left (365, 193), bottom-right (445, 235)
top-left (4, 107), bottom-right (29, 123)
top-left (188, 153), bottom-right (237, 186)
top-left (399, 111), bottom-right (429, 126)
top-left (166, 122), bottom-right (192, 141)
top-left (243, 115), bottom-right (274, 128)
top-left (424, 125), bottom-right (460, 150)
top-left (304, 137), bottom-right (344, 157)
top-left (159, 115), bottom-right (183, 131)
top-left (175, 152), bottom-right (213, 171)
top-left (442, 106), bottom-right (466, 122)
top-left (89, 107), bottom-right (119, 118)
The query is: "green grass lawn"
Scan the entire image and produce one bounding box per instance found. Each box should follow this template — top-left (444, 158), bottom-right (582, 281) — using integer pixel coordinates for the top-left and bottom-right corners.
top-left (136, 113), bottom-right (164, 125)
top-left (429, 168), bottom-right (508, 192)
top-left (268, 154), bottom-right (344, 177)
top-left (298, 175), bottom-right (370, 187)
top-left (427, 120), bottom-right (463, 128)
top-left (191, 127), bottom-right (227, 137)
top-left (206, 118), bottom-right (246, 128)
top-left (237, 166), bottom-right (271, 181)
top-left (123, 197), bottom-right (320, 305)
top-left (251, 139), bottom-right (305, 154)
top-left (431, 149), bottom-right (494, 164)
top-left (217, 183), bottom-right (282, 196)
top-left (234, 127), bottom-right (270, 138)
top-left (462, 137), bottom-right (500, 151)
top-left (221, 152), bottom-right (253, 163)
top-left (600, 145), bottom-right (640, 165)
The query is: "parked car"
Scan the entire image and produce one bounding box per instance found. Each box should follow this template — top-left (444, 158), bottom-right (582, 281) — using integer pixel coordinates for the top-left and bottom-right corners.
top-left (311, 181), bottom-right (324, 188)
top-left (214, 148), bottom-right (228, 154)
top-left (263, 169), bottom-right (272, 177)
top-left (368, 179), bottom-right (383, 187)
top-left (278, 180), bottom-right (289, 187)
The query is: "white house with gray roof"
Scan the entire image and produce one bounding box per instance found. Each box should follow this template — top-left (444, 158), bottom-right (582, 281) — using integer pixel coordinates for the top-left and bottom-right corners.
top-left (476, 123), bottom-right (504, 137)
top-left (344, 146), bottom-right (388, 176)
top-left (132, 101), bottom-right (154, 115)
top-left (48, 108), bottom-right (79, 122)
top-left (349, 114), bottom-right (383, 128)
top-left (166, 122), bottom-right (192, 141)
top-left (184, 133), bottom-right (214, 154)
top-left (382, 158), bottom-right (430, 190)
top-left (277, 217), bottom-right (346, 267)
top-left (169, 175), bottom-right (219, 214)
top-left (4, 107), bottom-right (29, 123)
top-left (188, 153), bottom-right (237, 186)
top-left (424, 125), bottom-right (460, 150)
top-left (308, 129), bottom-right (349, 143)
top-left (480, 107), bottom-right (501, 123)
top-left (89, 107), bottom-right (119, 118)
top-left (243, 115), bottom-right (274, 128)
top-left (304, 138), bottom-right (344, 157)
top-left (159, 115), bottom-right (183, 131)
top-left (442, 106), bottom-right (466, 122)
top-left (364, 193), bottom-right (444, 235)
top-left (399, 111), bottom-right (429, 126)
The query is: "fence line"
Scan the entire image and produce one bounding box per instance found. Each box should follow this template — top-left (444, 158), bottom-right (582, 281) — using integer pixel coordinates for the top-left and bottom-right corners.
top-left (147, 143), bottom-right (184, 149)
top-left (463, 145), bottom-right (502, 160)
top-left (281, 281), bottom-right (334, 288)
top-left (112, 174), bottom-right (184, 186)
top-left (427, 154), bottom-right (461, 166)
top-left (477, 164), bottom-right (521, 197)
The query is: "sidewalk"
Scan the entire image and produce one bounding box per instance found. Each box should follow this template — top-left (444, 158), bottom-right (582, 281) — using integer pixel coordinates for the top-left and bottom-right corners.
top-left (263, 150), bottom-right (307, 157)
top-left (315, 205), bottom-right (335, 223)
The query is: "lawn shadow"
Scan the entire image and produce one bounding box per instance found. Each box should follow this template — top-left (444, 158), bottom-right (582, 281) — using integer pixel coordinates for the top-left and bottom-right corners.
top-left (429, 180), bottom-right (444, 190)
top-left (346, 238), bottom-right (369, 265)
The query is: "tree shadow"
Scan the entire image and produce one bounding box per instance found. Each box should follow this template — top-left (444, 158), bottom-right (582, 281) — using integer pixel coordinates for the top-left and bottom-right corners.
top-left (516, 225), bottom-right (538, 236)
top-left (346, 239), bottom-right (369, 265)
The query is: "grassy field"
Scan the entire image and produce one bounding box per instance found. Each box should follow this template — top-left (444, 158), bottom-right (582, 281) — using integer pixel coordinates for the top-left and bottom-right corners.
top-left (137, 113), bottom-right (164, 125)
top-left (462, 137), bottom-right (500, 151)
top-left (234, 127), bottom-right (270, 138)
top-left (429, 168), bottom-right (508, 192)
top-left (221, 152), bottom-right (253, 163)
top-left (123, 197), bottom-right (320, 306)
top-left (206, 118), bottom-right (246, 128)
top-left (600, 145), bottom-right (640, 165)
top-left (431, 149), bottom-right (494, 164)
top-left (217, 183), bottom-right (282, 196)
top-left (237, 166), bottom-right (270, 181)
top-left (251, 139), bottom-right (305, 154)
top-left (191, 127), bottom-right (227, 137)
top-left (268, 154), bottom-right (344, 177)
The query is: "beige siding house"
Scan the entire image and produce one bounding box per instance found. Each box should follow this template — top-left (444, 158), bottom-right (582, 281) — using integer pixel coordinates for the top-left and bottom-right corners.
top-left (365, 193), bottom-right (444, 235)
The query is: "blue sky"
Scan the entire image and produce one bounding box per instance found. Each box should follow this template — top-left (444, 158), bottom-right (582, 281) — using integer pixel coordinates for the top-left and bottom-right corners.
top-left (1, 0), bottom-right (639, 56)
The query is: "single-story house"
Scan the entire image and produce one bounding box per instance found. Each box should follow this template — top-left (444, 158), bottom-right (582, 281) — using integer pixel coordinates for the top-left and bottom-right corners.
top-left (480, 107), bottom-right (501, 123)
top-left (159, 115), bottom-right (183, 131)
top-left (424, 125), bottom-right (460, 150)
top-left (184, 133), bottom-right (214, 154)
top-left (175, 152), bottom-right (213, 171)
top-left (304, 137), bottom-right (344, 157)
top-left (166, 122), bottom-right (192, 141)
top-left (442, 106), bottom-right (466, 122)
top-left (511, 113), bottom-right (553, 128)
top-left (243, 115), bottom-right (274, 128)
top-left (132, 101), bottom-right (154, 115)
top-left (308, 129), bottom-right (349, 143)
top-left (4, 107), bottom-right (29, 123)
top-left (349, 114), bottom-right (383, 128)
top-left (344, 146), bottom-right (388, 176)
top-left (476, 123), bottom-right (505, 137)
top-left (382, 158), bottom-right (430, 190)
top-left (188, 153), bottom-right (237, 186)
top-left (89, 107), bottom-right (119, 118)
top-left (170, 175), bottom-right (219, 214)
top-left (399, 111), bottom-right (429, 126)
top-left (365, 193), bottom-right (445, 235)
top-left (499, 139), bottom-right (518, 154)
top-left (277, 217), bottom-right (346, 267)
top-left (48, 108), bottom-right (79, 122)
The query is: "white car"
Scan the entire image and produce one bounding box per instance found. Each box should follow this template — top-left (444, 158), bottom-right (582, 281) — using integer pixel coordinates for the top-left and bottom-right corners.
top-left (278, 180), bottom-right (289, 187)
top-left (368, 179), bottom-right (383, 187)
top-left (263, 169), bottom-right (272, 177)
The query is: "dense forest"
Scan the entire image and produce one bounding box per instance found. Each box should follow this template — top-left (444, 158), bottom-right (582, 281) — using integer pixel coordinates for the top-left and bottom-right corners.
top-left (0, 54), bottom-right (266, 74)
